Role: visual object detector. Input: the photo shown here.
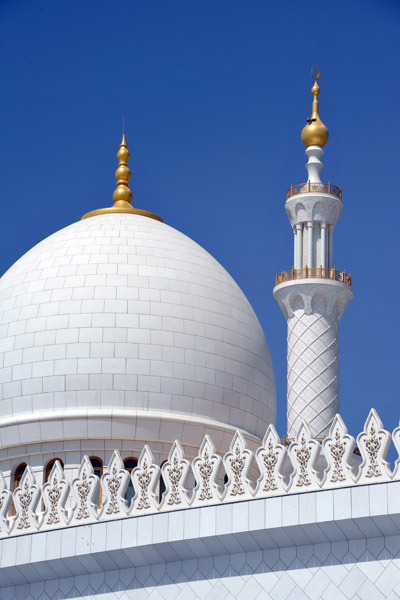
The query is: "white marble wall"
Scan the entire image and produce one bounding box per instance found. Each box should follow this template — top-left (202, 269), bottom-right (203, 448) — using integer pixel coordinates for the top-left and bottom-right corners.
top-left (3, 540), bottom-right (400, 600)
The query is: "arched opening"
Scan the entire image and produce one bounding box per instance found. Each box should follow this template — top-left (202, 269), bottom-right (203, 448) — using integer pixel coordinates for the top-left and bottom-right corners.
top-left (13, 463), bottom-right (27, 515)
top-left (14, 463), bottom-right (27, 490)
top-left (123, 457), bottom-right (138, 505)
top-left (89, 457), bottom-right (103, 507)
top-left (45, 458), bottom-right (65, 482)
top-left (159, 460), bottom-right (167, 503)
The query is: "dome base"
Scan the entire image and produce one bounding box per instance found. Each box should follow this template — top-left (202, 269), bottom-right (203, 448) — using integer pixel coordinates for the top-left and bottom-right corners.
top-left (81, 205), bottom-right (163, 222)
top-left (0, 409), bottom-right (263, 468)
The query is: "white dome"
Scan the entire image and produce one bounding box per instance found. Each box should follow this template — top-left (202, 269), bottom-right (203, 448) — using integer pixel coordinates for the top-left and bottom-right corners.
top-left (0, 214), bottom-right (276, 452)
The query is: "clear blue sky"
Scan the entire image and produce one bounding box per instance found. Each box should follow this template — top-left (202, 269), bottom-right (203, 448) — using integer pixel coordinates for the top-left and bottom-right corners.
top-left (1, 0), bottom-right (400, 452)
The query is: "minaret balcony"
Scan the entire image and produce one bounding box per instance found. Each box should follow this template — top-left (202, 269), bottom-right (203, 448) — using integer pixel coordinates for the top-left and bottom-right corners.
top-left (275, 266), bottom-right (351, 287)
top-left (286, 181), bottom-right (342, 200)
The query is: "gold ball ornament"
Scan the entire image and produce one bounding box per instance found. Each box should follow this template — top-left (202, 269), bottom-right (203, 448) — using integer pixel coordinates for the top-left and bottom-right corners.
top-left (301, 67), bottom-right (329, 148)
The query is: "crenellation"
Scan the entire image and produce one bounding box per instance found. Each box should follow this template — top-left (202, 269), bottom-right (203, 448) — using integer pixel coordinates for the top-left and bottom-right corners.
top-left (0, 410), bottom-right (396, 539)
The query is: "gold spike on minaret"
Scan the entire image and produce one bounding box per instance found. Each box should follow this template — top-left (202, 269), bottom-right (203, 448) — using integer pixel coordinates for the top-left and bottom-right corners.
top-left (82, 133), bottom-right (162, 222)
top-left (301, 67), bottom-right (329, 148)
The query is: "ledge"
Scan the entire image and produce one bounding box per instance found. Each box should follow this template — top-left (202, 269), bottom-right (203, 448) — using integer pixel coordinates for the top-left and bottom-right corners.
top-left (0, 480), bottom-right (399, 587)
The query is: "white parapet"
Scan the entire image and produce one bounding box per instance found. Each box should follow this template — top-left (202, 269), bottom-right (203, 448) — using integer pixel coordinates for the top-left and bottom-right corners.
top-left (274, 278), bottom-right (353, 439)
top-left (0, 407), bottom-right (397, 542)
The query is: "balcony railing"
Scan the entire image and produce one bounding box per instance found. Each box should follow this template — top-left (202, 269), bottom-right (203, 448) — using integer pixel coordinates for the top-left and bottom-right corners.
top-left (286, 181), bottom-right (342, 200)
top-left (275, 267), bottom-right (351, 286)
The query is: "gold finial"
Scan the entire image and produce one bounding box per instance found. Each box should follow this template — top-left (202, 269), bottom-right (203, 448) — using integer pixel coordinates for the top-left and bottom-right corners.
top-left (112, 133), bottom-right (133, 207)
top-left (301, 67), bottom-right (329, 148)
top-left (81, 132), bottom-right (162, 222)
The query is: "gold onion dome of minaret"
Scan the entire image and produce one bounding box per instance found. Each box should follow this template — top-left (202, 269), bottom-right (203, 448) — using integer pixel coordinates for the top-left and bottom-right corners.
top-left (301, 67), bottom-right (329, 148)
top-left (82, 133), bottom-right (162, 221)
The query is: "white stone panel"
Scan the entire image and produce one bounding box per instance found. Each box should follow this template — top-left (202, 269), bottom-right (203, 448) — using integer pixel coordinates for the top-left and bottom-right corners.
top-left (0, 214), bottom-right (276, 456)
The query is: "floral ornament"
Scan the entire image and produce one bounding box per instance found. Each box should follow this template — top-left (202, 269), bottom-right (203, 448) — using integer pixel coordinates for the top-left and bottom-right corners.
top-left (160, 441), bottom-right (190, 509)
top-left (255, 425), bottom-right (287, 497)
top-left (77, 470), bottom-right (91, 520)
top-left (222, 431), bottom-right (254, 500)
top-left (70, 455), bottom-right (100, 523)
top-left (321, 415), bottom-right (355, 488)
top-left (231, 445), bottom-right (245, 495)
top-left (356, 409), bottom-right (392, 484)
top-left (41, 461), bottom-right (69, 528)
top-left (17, 480), bottom-right (34, 529)
top-left (136, 459), bottom-right (151, 509)
top-left (101, 451), bottom-right (130, 517)
top-left (191, 435), bottom-right (222, 506)
top-left (47, 474), bottom-right (61, 524)
top-left (131, 445), bottom-right (160, 513)
top-left (330, 429), bottom-right (346, 481)
top-left (13, 466), bottom-right (40, 531)
top-left (288, 422), bottom-right (320, 491)
top-left (106, 464), bottom-right (122, 514)
top-left (365, 423), bottom-right (381, 477)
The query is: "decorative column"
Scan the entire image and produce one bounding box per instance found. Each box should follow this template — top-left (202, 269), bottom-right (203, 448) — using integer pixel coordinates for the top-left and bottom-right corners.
top-left (274, 68), bottom-right (353, 439)
top-left (328, 225), bottom-right (334, 268)
top-left (307, 221), bottom-right (313, 267)
top-left (321, 223), bottom-right (327, 268)
top-left (296, 224), bottom-right (303, 268)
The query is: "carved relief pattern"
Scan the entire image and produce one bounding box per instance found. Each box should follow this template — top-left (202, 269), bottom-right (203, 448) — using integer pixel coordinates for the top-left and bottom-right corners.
top-left (191, 435), bottom-right (222, 506)
top-left (71, 456), bottom-right (99, 523)
top-left (198, 448), bottom-right (213, 500)
top-left (288, 423), bottom-right (320, 491)
top-left (161, 441), bottom-right (190, 508)
top-left (294, 432), bottom-right (312, 487)
top-left (136, 459), bottom-right (151, 510)
top-left (40, 462), bottom-right (70, 529)
top-left (321, 415), bottom-right (355, 488)
top-left (106, 464), bottom-right (122, 514)
top-left (329, 429), bottom-right (346, 482)
top-left (17, 480), bottom-right (34, 529)
top-left (255, 425), bottom-right (286, 497)
top-left (132, 445), bottom-right (160, 512)
top-left (262, 439), bottom-right (278, 492)
top-left (101, 451), bottom-right (130, 517)
top-left (365, 422), bottom-right (381, 478)
top-left (356, 409), bottom-right (392, 484)
top-left (77, 470), bottom-right (91, 520)
top-left (230, 443), bottom-right (245, 496)
top-left (46, 473), bottom-right (61, 525)
top-left (167, 455), bottom-right (184, 505)
top-left (223, 431), bottom-right (254, 499)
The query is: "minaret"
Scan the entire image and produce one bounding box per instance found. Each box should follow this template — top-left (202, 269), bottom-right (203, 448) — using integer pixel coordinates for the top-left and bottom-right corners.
top-left (274, 68), bottom-right (353, 440)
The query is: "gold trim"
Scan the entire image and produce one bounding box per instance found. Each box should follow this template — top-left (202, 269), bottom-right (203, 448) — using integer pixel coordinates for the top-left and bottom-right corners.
top-left (275, 266), bottom-right (351, 287)
top-left (81, 206), bottom-right (163, 222)
top-left (287, 181), bottom-right (341, 200)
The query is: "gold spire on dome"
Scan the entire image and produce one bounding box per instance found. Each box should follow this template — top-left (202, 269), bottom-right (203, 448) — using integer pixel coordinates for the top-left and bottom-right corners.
top-left (301, 67), bottom-right (329, 148)
top-left (81, 133), bottom-right (162, 222)
top-left (112, 132), bottom-right (133, 206)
